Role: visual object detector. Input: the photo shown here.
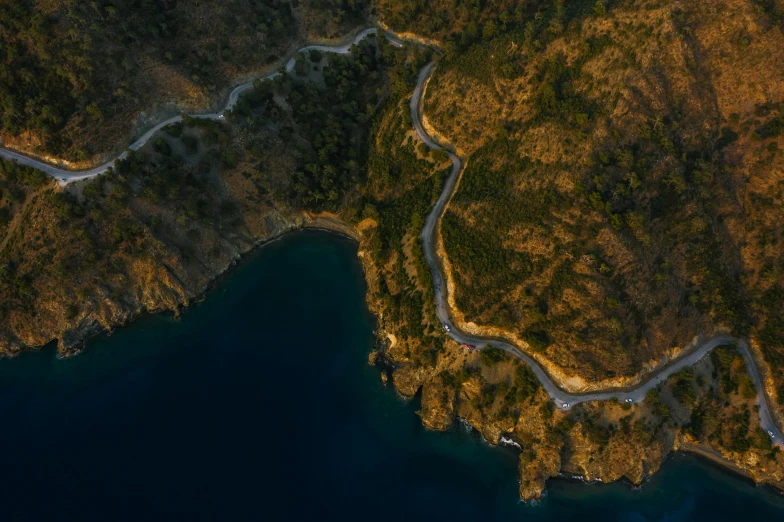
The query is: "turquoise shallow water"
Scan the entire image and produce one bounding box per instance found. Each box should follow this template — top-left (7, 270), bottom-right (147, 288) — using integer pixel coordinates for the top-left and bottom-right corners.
top-left (0, 230), bottom-right (782, 521)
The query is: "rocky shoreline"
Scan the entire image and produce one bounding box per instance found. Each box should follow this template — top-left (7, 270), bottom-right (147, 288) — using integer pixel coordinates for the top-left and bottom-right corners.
top-left (1, 17), bottom-right (782, 505)
top-left (1, 198), bottom-right (781, 501)
top-left (0, 211), bottom-right (358, 359)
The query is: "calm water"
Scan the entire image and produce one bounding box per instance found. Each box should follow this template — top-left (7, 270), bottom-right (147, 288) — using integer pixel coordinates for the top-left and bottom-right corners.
top-left (0, 231), bottom-right (782, 521)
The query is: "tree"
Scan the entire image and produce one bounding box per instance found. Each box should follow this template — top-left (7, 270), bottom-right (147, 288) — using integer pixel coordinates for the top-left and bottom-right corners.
top-left (480, 347), bottom-right (507, 366)
top-left (482, 20), bottom-right (497, 40)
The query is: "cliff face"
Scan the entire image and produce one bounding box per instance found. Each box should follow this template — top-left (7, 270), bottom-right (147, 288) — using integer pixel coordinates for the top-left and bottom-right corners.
top-left (0, 177), bottom-right (331, 357)
top-left (1, 31), bottom-right (393, 357)
top-left (373, 329), bottom-right (784, 500)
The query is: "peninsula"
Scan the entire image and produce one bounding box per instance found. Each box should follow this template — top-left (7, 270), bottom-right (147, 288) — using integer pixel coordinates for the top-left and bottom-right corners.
top-left (1, 0), bottom-right (783, 501)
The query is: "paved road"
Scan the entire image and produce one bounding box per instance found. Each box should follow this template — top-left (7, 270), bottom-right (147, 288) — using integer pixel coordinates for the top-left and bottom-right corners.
top-left (0, 28), bottom-right (400, 184)
top-left (409, 61), bottom-right (784, 446)
top-left (1, 24), bottom-right (780, 446)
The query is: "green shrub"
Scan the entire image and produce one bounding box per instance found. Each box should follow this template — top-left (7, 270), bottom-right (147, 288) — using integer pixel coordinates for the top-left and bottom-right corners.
top-left (480, 347), bottom-right (507, 366)
top-left (181, 135), bottom-right (199, 155)
top-left (153, 137), bottom-right (172, 156)
top-left (514, 363), bottom-right (541, 401)
top-left (163, 123), bottom-right (183, 138)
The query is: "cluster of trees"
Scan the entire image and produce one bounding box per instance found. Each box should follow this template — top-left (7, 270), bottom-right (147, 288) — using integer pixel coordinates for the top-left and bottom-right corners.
top-left (0, 259), bottom-right (35, 316)
top-left (370, 171), bottom-right (445, 340)
top-left (581, 412), bottom-right (614, 449)
top-left (165, 0), bottom-right (297, 91)
top-left (245, 35), bottom-right (432, 213)
top-left (757, 287), bottom-right (784, 395)
top-left (514, 363), bottom-right (541, 401)
top-left (676, 344), bottom-right (780, 456)
top-left (1, 1), bottom-right (95, 148)
top-left (442, 139), bottom-right (571, 327)
top-left (687, 399), bottom-right (719, 440)
top-left (479, 347), bottom-right (507, 366)
top-left (0, 0), bottom-right (173, 155)
top-left (232, 38), bottom-right (396, 210)
top-left (59, 144), bottom-right (236, 252)
top-left (364, 52), bottom-right (436, 198)
top-left (302, 0), bottom-right (369, 30)
top-left (752, 0), bottom-right (784, 26)
top-left (286, 40), bottom-right (385, 208)
top-left (0, 159), bottom-right (49, 192)
top-left (756, 115), bottom-right (784, 140)
top-left (0, 0), bottom-right (298, 158)
top-left (0, 158), bottom-right (51, 226)
top-left (711, 344), bottom-right (756, 398)
top-left (442, 359), bottom-right (542, 422)
top-left (645, 388), bottom-right (671, 421)
top-left (0, 124), bottom-right (249, 326)
top-left (531, 34), bottom-right (612, 126)
top-left (671, 367), bottom-right (698, 406)
top-left (578, 114), bottom-right (747, 329)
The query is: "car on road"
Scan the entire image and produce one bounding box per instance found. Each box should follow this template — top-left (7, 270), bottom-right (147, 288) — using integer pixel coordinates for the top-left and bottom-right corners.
top-left (769, 430), bottom-right (775, 439)
top-left (625, 398), bottom-right (633, 404)
top-left (443, 323), bottom-right (451, 332)
top-left (562, 403), bottom-right (570, 409)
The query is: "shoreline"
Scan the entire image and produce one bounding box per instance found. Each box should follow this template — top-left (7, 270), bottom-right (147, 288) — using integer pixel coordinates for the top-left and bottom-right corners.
top-left (385, 360), bottom-right (784, 497)
top-left (0, 216), bottom-right (362, 361)
top-left (4, 18), bottom-right (768, 419)
top-left (1, 216), bottom-right (780, 499)
top-left (1, 20), bottom-right (782, 500)
top-left (679, 445), bottom-right (784, 496)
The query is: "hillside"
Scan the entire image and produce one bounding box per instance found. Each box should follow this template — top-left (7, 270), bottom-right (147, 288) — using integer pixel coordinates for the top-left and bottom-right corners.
top-left (0, 33), bottom-right (414, 353)
top-left (0, 0), bottom-right (369, 164)
top-left (1, 0), bottom-right (784, 502)
top-left (377, 0), bottom-right (784, 403)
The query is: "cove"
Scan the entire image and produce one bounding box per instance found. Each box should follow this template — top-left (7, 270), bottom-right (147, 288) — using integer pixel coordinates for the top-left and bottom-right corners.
top-left (0, 230), bottom-right (782, 521)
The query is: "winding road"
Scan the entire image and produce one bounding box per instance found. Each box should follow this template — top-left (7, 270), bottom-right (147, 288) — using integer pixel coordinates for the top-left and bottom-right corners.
top-left (0, 25), bottom-right (781, 446)
top-left (409, 60), bottom-right (784, 446)
top-left (0, 28), bottom-right (399, 184)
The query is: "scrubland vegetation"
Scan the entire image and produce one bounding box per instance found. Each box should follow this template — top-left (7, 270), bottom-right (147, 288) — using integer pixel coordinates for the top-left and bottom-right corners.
top-left (0, 24), bottom-right (450, 375)
top-left (1, 0), bottom-right (784, 499)
top-left (0, 0), bottom-right (367, 162)
top-left (373, 0), bottom-right (784, 395)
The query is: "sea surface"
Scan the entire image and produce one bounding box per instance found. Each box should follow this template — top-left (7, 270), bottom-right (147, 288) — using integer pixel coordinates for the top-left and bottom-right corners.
top-left (0, 230), bottom-right (782, 521)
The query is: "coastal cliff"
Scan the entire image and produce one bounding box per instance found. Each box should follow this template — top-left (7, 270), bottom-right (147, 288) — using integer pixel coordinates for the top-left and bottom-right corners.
top-left (2, 1), bottom-right (784, 504)
top-left (369, 313), bottom-right (784, 500)
top-left (0, 189), bottom-right (351, 358)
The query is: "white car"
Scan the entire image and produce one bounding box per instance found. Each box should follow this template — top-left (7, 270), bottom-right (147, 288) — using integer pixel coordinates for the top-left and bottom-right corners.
top-left (562, 403), bottom-right (570, 409)
top-left (769, 430), bottom-right (775, 439)
top-left (443, 323), bottom-right (451, 332)
top-left (625, 398), bottom-right (633, 404)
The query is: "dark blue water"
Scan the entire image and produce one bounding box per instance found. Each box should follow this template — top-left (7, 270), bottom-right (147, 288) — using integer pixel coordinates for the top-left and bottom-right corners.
top-left (0, 231), bottom-right (782, 521)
